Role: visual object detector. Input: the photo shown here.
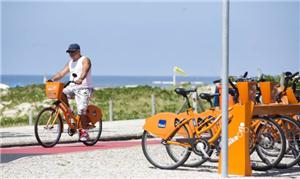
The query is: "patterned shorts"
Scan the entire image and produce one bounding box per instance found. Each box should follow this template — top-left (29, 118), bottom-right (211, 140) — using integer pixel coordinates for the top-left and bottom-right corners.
top-left (63, 86), bottom-right (93, 115)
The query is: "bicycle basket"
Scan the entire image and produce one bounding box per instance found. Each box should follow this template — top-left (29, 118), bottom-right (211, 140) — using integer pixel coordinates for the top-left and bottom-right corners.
top-left (45, 82), bottom-right (64, 99)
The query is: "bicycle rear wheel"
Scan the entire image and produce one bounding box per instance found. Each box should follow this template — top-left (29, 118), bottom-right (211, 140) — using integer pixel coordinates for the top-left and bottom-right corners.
top-left (142, 124), bottom-right (191, 169)
top-left (83, 119), bottom-right (102, 146)
top-left (34, 107), bottom-right (63, 148)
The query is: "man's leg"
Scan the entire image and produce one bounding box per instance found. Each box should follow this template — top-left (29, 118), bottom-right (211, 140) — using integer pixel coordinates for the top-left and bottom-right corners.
top-left (62, 87), bottom-right (75, 107)
top-left (61, 93), bottom-right (70, 107)
top-left (75, 89), bottom-right (91, 128)
top-left (75, 89), bottom-right (91, 141)
top-left (80, 114), bottom-right (90, 129)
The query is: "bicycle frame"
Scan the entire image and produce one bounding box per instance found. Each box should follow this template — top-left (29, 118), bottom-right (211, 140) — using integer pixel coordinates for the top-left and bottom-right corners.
top-left (45, 100), bottom-right (81, 131)
top-left (165, 107), bottom-right (234, 148)
top-left (168, 101), bottom-right (286, 148)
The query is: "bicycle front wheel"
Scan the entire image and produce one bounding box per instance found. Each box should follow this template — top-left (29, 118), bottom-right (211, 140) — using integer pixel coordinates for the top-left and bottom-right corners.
top-left (142, 124), bottom-right (191, 169)
top-left (34, 107), bottom-right (63, 148)
top-left (251, 117), bottom-right (286, 171)
top-left (273, 115), bottom-right (300, 169)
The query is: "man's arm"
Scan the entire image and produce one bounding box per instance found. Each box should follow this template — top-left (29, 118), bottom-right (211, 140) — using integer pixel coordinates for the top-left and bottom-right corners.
top-left (50, 63), bottom-right (70, 81)
top-left (75, 57), bottom-right (91, 84)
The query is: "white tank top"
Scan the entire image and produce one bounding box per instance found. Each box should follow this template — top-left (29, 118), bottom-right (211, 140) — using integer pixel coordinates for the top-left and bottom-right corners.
top-left (69, 56), bottom-right (93, 89)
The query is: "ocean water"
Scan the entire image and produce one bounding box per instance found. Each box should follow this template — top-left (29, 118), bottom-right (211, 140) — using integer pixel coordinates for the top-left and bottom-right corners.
top-left (1, 75), bottom-right (218, 88)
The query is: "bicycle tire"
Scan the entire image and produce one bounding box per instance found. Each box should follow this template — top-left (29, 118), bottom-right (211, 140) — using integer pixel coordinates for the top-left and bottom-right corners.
top-left (34, 107), bottom-right (63, 148)
top-left (273, 115), bottom-right (300, 169)
top-left (142, 124), bottom-right (191, 169)
top-left (251, 117), bottom-right (286, 171)
top-left (83, 119), bottom-right (102, 146)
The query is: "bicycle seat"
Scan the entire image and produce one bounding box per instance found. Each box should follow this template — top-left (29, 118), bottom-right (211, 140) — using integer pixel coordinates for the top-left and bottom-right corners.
top-left (174, 88), bottom-right (196, 97)
top-left (199, 93), bottom-right (218, 101)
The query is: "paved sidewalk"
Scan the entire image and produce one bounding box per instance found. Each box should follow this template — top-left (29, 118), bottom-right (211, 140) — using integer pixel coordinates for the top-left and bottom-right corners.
top-left (0, 119), bottom-right (145, 147)
top-left (1, 142), bottom-right (299, 178)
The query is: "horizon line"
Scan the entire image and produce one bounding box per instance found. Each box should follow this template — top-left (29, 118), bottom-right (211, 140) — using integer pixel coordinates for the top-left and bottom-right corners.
top-left (0, 74), bottom-right (219, 77)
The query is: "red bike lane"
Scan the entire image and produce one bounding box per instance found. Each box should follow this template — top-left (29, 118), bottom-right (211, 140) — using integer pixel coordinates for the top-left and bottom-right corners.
top-left (0, 140), bottom-right (141, 163)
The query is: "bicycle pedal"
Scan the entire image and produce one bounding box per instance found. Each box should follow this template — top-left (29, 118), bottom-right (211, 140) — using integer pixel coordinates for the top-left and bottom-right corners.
top-left (67, 125), bottom-right (76, 136)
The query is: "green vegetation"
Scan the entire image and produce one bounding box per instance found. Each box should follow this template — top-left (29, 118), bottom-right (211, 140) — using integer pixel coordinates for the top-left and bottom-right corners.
top-left (1, 85), bottom-right (207, 127)
top-left (1, 74), bottom-right (298, 127)
top-left (90, 86), bottom-right (187, 120)
top-left (261, 74), bottom-right (281, 83)
top-left (262, 74), bottom-right (300, 88)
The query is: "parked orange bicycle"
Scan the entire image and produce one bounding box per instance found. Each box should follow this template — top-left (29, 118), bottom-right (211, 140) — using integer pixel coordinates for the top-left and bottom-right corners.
top-left (34, 74), bottom-right (103, 148)
top-left (142, 87), bottom-right (286, 170)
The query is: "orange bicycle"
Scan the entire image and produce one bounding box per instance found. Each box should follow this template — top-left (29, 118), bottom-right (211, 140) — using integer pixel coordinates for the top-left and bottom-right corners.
top-left (34, 74), bottom-right (103, 148)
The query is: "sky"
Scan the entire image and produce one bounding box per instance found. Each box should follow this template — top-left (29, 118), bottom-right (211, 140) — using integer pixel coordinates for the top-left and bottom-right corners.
top-left (1, 0), bottom-right (299, 77)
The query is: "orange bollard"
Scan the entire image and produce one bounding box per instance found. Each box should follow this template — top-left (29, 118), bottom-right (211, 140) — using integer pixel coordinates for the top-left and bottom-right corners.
top-left (286, 87), bottom-right (298, 104)
top-left (237, 82), bottom-right (257, 104)
top-left (218, 102), bottom-right (253, 176)
top-left (259, 82), bottom-right (277, 104)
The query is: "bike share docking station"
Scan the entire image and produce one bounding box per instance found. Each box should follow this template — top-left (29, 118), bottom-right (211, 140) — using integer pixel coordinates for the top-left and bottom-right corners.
top-left (218, 81), bottom-right (300, 176)
top-left (142, 78), bottom-right (300, 176)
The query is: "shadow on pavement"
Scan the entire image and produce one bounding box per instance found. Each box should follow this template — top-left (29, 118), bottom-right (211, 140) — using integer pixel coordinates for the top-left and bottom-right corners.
top-left (1, 154), bottom-right (44, 163)
top-left (253, 167), bottom-right (300, 178)
top-left (149, 164), bottom-right (300, 177)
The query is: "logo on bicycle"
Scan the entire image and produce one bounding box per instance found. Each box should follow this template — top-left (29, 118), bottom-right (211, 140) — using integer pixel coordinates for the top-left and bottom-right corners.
top-left (158, 120), bottom-right (166, 128)
top-left (48, 86), bottom-right (57, 90)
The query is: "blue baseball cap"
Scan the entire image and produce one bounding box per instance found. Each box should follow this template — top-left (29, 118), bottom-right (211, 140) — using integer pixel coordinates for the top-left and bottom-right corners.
top-left (66, 43), bottom-right (80, 53)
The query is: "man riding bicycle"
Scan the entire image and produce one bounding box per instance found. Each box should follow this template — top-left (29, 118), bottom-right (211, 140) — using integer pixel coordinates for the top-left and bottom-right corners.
top-left (49, 43), bottom-right (93, 141)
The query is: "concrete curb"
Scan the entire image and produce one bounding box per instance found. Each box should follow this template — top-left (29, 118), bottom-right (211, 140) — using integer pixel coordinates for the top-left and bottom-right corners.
top-left (0, 119), bottom-right (145, 148)
top-left (0, 133), bottom-right (143, 148)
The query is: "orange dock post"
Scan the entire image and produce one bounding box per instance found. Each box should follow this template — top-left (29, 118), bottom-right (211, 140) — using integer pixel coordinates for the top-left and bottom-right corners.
top-left (218, 102), bottom-right (253, 176)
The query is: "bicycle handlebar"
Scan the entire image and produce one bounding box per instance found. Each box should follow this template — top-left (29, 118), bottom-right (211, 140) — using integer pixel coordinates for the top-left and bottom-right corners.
top-left (284, 71), bottom-right (299, 79)
top-left (212, 78), bottom-right (239, 103)
top-left (213, 79), bottom-right (221, 84)
top-left (64, 73), bottom-right (77, 88)
top-left (291, 72), bottom-right (299, 79)
top-left (47, 73), bottom-right (77, 88)
top-left (242, 71), bottom-right (248, 78)
top-left (64, 81), bottom-right (75, 88)
top-left (283, 72), bottom-right (299, 91)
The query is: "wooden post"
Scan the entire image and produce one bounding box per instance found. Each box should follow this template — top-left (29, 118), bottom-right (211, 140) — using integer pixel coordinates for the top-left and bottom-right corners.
top-left (151, 94), bottom-right (156, 115)
top-left (109, 99), bottom-right (113, 121)
top-left (29, 109), bottom-right (33, 125)
top-left (192, 90), bottom-right (198, 113)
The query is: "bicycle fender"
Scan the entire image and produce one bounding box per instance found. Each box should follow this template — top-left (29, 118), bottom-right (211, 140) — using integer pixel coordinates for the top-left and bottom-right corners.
top-left (143, 112), bottom-right (179, 139)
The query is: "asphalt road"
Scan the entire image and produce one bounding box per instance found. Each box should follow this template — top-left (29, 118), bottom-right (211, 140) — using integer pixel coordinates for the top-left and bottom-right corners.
top-left (1, 140), bottom-right (300, 178)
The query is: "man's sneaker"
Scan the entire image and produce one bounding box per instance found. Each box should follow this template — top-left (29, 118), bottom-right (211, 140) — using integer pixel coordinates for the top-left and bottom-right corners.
top-left (79, 130), bottom-right (89, 142)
